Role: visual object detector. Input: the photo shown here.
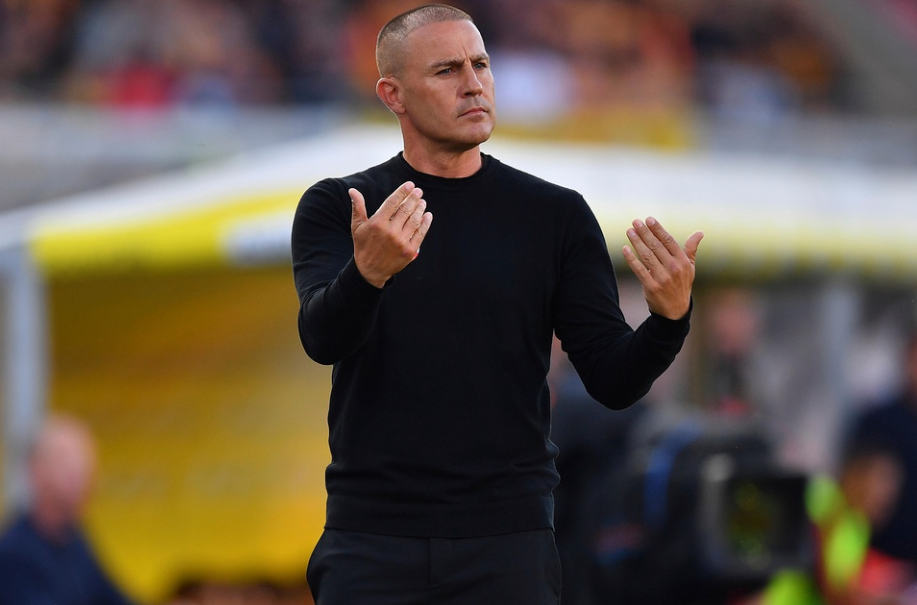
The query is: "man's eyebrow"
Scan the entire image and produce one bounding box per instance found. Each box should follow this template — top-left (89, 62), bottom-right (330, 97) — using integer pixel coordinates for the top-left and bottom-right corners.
top-left (429, 57), bottom-right (462, 70)
top-left (428, 53), bottom-right (490, 70)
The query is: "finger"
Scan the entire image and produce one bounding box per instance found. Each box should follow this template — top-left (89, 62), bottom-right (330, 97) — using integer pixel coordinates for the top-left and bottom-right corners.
top-left (371, 181), bottom-right (416, 219)
top-left (626, 220), bottom-right (666, 271)
top-left (403, 199), bottom-right (427, 237)
top-left (410, 211), bottom-right (434, 252)
top-left (393, 187), bottom-right (423, 225)
top-left (622, 244), bottom-right (654, 285)
top-left (349, 188), bottom-right (368, 231)
top-left (685, 231), bottom-right (704, 263)
top-left (645, 217), bottom-right (683, 258)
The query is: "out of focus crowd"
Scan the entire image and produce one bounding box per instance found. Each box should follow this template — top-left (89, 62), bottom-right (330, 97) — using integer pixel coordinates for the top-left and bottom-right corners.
top-left (0, 0), bottom-right (845, 119)
top-left (550, 285), bottom-right (917, 605)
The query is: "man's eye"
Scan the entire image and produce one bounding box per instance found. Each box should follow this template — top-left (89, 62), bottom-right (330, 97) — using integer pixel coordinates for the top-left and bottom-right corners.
top-left (437, 68), bottom-right (452, 75)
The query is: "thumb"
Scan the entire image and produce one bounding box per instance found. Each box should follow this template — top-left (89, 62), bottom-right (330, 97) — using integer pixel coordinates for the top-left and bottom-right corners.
top-left (349, 188), bottom-right (368, 233)
top-left (685, 231), bottom-right (704, 263)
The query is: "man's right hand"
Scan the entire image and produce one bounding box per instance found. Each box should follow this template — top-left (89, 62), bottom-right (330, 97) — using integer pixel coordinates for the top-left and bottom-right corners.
top-left (350, 181), bottom-right (433, 288)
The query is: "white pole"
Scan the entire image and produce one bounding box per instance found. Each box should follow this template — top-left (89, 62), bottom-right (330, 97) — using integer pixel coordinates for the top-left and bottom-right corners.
top-left (0, 247), bottom-right (47, 515)
top-left (818, 278), bottom-right (860, 474)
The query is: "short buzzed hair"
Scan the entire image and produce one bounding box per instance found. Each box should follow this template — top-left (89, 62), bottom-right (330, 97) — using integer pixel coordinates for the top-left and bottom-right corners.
top-left (376, 4), bottom-right (473, 78)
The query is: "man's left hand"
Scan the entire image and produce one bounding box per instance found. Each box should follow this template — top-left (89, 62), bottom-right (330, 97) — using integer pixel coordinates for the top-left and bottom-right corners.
top-left (623, 217), bottom-right (703, 320)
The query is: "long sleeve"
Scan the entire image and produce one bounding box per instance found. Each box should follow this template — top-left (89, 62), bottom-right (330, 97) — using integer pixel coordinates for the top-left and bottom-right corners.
top-left (552, 194), bottom-right (690, 410)
top-left (291, 177), bottom-right (388, 365)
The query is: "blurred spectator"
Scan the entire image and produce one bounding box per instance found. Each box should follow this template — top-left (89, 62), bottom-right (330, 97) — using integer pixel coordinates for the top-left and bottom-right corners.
top-left (754, 445), bottom-right (912, 605)
top-left (845, 331), bottom-right (917, 568)
top-left (764, 4), bottom-right (841, 112)
top-left (0, 0), bottom-right (81, 100)
top-left (338, 0), bottom-right (425, 104)
top-left (64, 0), bottom-right (284, 108)
top-left (483, 0), bottom-right (578, 122)
top-left (688, 0), bottom-right (841, 120)
top-left (0, 0), bottom-right (850, 121)
top-left (702, 286), bottom-right (763, 419)
top-left (554, 0), bottom-right (695, 113)
top-left (245, 0), bottom-right (350, 104)
top-left (829, 446), bottom-right (913, 603)
top-left (61, 0), bottom-right (174, 107)
top-left (690, 1), bottom-right (798, 123)
top-left (0, 412), bottom-right (135, 605)
top-left (697, 286), bottom-right (835, 473)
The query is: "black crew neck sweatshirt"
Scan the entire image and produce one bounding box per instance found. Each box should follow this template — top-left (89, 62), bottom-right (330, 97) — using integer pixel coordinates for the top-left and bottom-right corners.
top-left (292, 152), bottom-right (690, 538)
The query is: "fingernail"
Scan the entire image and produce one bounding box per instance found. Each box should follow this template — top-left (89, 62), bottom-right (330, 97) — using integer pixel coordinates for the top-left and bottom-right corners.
top-left (646, 217), bottom-right (656, 226)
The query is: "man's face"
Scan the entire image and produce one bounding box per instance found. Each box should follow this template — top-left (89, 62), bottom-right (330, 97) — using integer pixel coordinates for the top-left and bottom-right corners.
top-left (393, 20), bottom-right (496, 152)
top-left (31, 423), bottom-right (97, 522)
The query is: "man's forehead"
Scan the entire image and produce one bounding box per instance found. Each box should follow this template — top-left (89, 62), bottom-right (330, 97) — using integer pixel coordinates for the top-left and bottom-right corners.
top-left (405, 19), bottom-right (486, 57)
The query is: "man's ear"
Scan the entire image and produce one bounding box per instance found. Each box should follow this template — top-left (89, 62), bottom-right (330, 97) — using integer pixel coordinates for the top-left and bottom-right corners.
top-left (376, 77), bottom-right (406, 114)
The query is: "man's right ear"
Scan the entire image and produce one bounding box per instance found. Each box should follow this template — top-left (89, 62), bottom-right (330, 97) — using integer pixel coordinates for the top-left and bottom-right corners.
top-left (376, 78), bottom-right (406, 114)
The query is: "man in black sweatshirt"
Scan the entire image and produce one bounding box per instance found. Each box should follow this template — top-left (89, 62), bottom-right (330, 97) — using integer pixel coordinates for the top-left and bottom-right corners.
top-left (291, 4), bottom-right (703, 604)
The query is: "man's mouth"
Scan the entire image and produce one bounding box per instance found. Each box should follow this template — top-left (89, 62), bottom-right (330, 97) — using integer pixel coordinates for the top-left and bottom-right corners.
top-left (461, 106), bottom-right (488, 117)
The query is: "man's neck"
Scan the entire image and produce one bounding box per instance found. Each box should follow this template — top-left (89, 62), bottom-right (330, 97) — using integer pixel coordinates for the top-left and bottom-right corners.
top-left (29, 506), bottom-right (74, 544)
top-left (402, 145), bottom-right (483, 179)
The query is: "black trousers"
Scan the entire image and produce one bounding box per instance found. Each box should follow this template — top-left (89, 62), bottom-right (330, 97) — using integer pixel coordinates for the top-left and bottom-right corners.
top-left (306, 528), bottom-right (562, 605)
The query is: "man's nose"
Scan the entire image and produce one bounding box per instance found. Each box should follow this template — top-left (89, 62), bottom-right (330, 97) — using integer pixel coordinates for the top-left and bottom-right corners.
top-left (463, 69), bottom-right (483, 96)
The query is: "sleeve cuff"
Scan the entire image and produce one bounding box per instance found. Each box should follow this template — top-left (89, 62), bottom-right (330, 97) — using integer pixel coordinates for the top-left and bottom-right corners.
top-left (646, 298), bottom-right (693, 341)
top-left (337, 257), bottom-right (393, 298)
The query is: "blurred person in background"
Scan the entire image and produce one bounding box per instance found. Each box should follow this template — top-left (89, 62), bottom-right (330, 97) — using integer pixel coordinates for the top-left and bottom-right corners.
top-left (0, 413), bottom-right (135, 605)
top-left (64, 0), bottom-right (284, 108)
top-left (845, 331), bottom-right (917, 572)
top-left (0, 0), bottom-right (81, 101)
top-left (247, 0), bottom-right (350, 104)
top-left (702, 286), bottom-right (762, 419)
top-left (754, 444), bottom-right (912, 605)
top-left (823, 445), bottom-right (913, 603)
top-left (292, 4), bottom-right (702, 604)
top-left (0, 0), bottom-right (847, 117)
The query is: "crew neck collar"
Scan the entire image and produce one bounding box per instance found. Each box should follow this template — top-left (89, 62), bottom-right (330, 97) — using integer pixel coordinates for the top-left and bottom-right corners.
top-left (395, 152), bottom-right (495, 189)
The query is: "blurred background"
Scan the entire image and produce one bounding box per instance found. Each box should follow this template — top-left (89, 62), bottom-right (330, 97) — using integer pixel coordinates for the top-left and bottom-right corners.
top-left (1, 0), bottom-right (917, 604)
